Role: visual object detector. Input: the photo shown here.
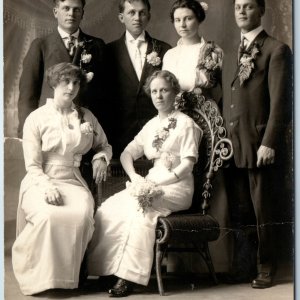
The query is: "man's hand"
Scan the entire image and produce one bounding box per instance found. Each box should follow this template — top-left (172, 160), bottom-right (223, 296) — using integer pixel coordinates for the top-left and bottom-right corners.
top-left (257, 145), bottom-right (275, 167)
top-left (45, 188), bottom-right (63, 206)
top-left (93, 158), bottom-right (108, 184)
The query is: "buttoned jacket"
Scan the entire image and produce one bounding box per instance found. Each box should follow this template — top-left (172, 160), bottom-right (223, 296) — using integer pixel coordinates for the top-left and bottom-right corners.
top-left (222, 30), bottom-right (292, 168)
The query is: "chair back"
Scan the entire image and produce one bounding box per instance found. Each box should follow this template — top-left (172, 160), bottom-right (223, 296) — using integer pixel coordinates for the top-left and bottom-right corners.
top-left (175, 90), bottom-right (233, 214)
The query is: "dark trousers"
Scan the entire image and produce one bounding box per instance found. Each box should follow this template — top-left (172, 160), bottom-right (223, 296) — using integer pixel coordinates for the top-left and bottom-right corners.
top-left (224, 162), bottom-right (282, 275)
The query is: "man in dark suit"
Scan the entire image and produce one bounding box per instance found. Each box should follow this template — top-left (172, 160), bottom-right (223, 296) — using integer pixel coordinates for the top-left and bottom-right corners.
top-left (106, 0), bottom-right (171, 157)
top-left (18, 0), bottom-right (107, 137)
top-left (222, 0), bottom-right (292, 288)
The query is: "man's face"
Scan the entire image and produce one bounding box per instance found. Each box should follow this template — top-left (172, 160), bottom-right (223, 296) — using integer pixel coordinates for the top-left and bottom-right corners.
top-left (119, 0), bottom-right (150, 39)
top-left (53, 0), bottom-right (84, 34)
top-left (234, 0), bottom-right (263, 33)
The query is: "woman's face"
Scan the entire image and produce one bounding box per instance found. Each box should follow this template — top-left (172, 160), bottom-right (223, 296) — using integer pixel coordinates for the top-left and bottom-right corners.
top-left (53, 76), bottom-right (80, 107)
top-left (173, 7), bottom-right (200, 40)
top-left (150, 77), bottom-right (176, 114)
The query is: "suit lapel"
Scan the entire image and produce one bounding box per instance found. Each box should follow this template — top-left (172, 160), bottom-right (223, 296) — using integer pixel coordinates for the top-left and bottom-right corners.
top-left (229, 40), bottom-right (241, 85)
top-left (50, 30), bottom-right (71, 62)
top-left (230, 30), bottom-right (268, 85)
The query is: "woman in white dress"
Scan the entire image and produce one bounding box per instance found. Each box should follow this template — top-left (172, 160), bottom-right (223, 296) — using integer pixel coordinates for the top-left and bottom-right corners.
top-left (87, 70), bottom-right (202, 297)
top-left (12, 62), bottom-right (112, 295)
top-left (163, 0), bottom-right (223, 100)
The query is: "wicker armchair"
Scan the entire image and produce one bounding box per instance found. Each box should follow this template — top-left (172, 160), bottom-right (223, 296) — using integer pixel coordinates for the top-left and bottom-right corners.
top-left (155, 91), bottom-right (233, 295)
top-left (95, 91), bottom-right (233, 296)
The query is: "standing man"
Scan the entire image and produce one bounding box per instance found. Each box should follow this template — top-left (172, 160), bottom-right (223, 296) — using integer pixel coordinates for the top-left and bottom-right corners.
top-left (106, 0), bottom-right (171, 157)
top-left (222, 0), bottom-right (292, 288)
top-left (18, 0), bottom-right (107, 137)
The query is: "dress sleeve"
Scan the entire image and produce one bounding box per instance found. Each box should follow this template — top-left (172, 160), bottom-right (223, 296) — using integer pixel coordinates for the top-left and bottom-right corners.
top-left (179, 119), bottom-right (203, 163)
top-left (88, 112), bottom-right (113, 164)
top-left (123, 124), bottom-right (148, 160)
top-left (22, 114), bottom-right (55, 191)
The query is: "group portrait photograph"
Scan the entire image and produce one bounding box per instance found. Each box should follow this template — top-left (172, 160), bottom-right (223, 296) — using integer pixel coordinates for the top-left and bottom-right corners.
top-left (3, 0), bottom-right (295, 299)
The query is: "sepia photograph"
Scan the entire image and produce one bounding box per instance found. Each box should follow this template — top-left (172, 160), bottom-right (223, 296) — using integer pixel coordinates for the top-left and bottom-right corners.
top-left (3, 0), bottom-right (294, 299)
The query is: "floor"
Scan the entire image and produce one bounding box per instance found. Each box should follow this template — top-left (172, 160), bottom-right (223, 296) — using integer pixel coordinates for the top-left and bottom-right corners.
top-left (4, 247), bottom-right (294, 300)
top-left (4, 208), bottom-right (294, 300)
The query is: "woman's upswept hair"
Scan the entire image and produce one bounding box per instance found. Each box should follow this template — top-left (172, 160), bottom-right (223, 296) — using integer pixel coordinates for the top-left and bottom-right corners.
top-left (170, 0), bottom-right (206, 23)
top-left (119, 0), bottom-right (151, 13)
top-left (46, 62), bottom-right (87, 89)
top-left (144, 70), bottom-right (181, 96)
top-left (53, 0), bottom-right (86, 8)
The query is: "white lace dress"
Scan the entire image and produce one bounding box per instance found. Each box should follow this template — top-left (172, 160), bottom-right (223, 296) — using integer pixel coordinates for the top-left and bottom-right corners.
top-left (12, 99), bottom-right (112, 295)
top-left (87, 111), bottom-right (202, 285)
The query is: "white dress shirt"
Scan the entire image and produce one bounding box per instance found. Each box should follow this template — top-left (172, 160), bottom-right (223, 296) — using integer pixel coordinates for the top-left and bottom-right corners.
top-left (241, 25), bottom-right (263, 49)
top-left (58, 26), bottom-right (80, 48)
top-left (125, 31), bottom-right (148, 79)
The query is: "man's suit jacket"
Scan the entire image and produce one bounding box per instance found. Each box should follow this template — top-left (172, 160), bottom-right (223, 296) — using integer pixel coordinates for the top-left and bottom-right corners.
top-left (18, 29), bottom-right (107, 137)
top-left (106, 32), bottom-right (171, 157)
top-left (222, 30), bottom-right (292, 168)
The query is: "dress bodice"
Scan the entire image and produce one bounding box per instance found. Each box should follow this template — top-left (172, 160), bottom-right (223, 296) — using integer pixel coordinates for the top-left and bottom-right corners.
top-left (163, 37), bottom-right (223, 92)
top-left (125, 111), bottom-right (202, 170)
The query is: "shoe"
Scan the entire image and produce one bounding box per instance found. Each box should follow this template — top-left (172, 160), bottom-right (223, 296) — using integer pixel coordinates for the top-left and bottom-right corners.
top-left (108, 278), bottom-right (133, 297)
top-left (251, 272), bottom-right (273, 289)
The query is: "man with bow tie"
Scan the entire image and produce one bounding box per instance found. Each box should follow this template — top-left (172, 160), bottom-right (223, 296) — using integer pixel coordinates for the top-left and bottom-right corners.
top-left (17, 0), bottom-right (107, 137)
top-left (222, 0), bottom-right (292, 288)
top-left (106, 0), bottom-right (171, 157)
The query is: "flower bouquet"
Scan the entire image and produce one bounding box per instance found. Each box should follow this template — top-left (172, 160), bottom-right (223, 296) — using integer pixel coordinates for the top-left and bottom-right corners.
top-left (126, 177), bottom-right (164, 214)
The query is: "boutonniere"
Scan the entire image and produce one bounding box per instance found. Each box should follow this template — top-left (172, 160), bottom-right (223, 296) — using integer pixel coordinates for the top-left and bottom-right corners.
top-left (75, 105), bottom-right (98, 136)
top-left (152, 115), bottom-right (177, 151)
top-left (73, 39), bottom-right (94, 81)
top-left (146, 40), bottom-right (162, 66)
top-left (238, 42), bottom-right (260, 86)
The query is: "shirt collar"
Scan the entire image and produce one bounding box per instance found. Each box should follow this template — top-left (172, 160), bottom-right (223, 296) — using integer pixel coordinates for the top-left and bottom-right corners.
top-left (126, 30), bottom-right (146, 44)
top-left (241, 25), bottom-right (263, 46)
top-left (58, 27), bottom-right (80, 39)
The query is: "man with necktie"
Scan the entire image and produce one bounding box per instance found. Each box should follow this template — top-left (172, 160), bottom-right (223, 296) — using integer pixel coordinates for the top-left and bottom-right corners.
top-left (17, 0), bottom-right (107, 137)
top-left (222, 0), bottom-right (292, 288)
top-left (106, 0), bottom-right (171, 157)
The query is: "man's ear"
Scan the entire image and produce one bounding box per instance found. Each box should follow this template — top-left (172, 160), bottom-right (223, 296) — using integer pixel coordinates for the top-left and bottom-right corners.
top-left (81, 9), bottom-right (84, 20)
top-left (53, 7), bottom-right (58, 18)
top-left (259, 7), bottom-right (265, 17)
top-left (147, 12), bottom-right (151, 22)
top-left (118, 13), bottom-right (124, 24)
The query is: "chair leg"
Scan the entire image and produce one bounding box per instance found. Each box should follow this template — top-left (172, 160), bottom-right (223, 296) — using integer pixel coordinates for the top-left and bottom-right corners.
top-left (155, 242), bottom-right (167, 296)
top-left (195, 242), bottom-right (218, 284)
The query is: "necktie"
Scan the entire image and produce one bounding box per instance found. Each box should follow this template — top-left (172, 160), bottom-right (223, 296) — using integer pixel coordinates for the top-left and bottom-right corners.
top-left (134, 40), bottom-right (143, 80)
top-left (238, 36), bottom-right (246, 62)
top-left (66, 35), bottom-right (75, 57)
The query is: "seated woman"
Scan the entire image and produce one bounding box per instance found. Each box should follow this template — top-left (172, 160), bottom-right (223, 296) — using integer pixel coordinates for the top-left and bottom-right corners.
top-left (87, 70), bottom-right (202, 297)
top-left (12, 62), bottom-right (112, 296)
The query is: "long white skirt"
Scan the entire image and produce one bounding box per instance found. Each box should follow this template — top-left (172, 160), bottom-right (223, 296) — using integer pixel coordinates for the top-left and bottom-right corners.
top-left (12, 181), bottom-right (95, 295)
top-left (87, 166), bottom-right (194, 286)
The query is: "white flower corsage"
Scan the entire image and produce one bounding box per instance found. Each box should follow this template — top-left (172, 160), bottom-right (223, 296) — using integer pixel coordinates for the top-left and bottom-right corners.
top-left (85, 72), bottom-right (94, 83)
top-left (146, 51), bottom-right (161, 66)
top-left (160, 152), bottom-right (176, 171)
top-left (81, 51), bottom-right (92, 64)
top-left (80, 122), bottom-right (93, 135)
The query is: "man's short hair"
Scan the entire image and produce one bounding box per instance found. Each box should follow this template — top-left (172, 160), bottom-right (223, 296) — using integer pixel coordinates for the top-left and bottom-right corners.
top-left (53, 0), bottom-right (86, 8)
top-left (119, 0), bottom-right (151, 13)
top-left (233, 0), bottom-right (265, 10)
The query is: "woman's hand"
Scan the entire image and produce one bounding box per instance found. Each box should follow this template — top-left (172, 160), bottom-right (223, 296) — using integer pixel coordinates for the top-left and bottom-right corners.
top-left (93, 158), bottom-right (108, 184)
top-left (45, 188), bottom-right (63, 206)
top-left (129, 173), bottom-right (143, 183)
